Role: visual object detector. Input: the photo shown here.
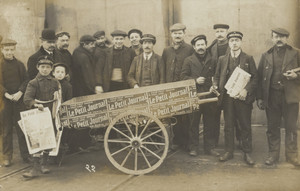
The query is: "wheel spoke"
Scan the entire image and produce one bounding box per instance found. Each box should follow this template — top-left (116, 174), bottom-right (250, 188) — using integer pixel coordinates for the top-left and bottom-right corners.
top-left (107, 139), bottom-right (131, 144)
top-left (142, 141), bottom-right (165, 146)
top-left (134, 148), bottom-right (138, 171)
top-left (139, 148), bottom-right (151, 168)
top-left (135, 115), bottom-right (138, 137)
top-left (153, 133), bottom-right (165, 139)
top-left (112, 126), bottom-right (132, 140)
top-left (148, 137), bottom-right (160, 150)
top-left (123, 118), bottom-right (134, 138)
top-left (141, 146), bottom-right (161, 160)
top-left (138, 119), bottom-right (151, 138)
top-left (141, 129), bottom-right (162, 141)
top-left (111, 145), bottom-right (132, 156)
top-left (121, 148), bottom-right (133, 167)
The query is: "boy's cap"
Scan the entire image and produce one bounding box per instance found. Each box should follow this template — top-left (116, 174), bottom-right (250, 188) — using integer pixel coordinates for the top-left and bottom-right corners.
top-left (111, 30), bottom-right (127, 37)
top-left (1, 38), bottom-right (17, 46)
top-left (37, 55), bottom-right (54, 66)
top-left (53, 62), bottom-right (69, 74)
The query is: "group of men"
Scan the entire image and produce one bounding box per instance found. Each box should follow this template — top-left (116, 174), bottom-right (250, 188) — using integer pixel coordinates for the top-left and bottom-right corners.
top-left (1, 22), bottom-right (300, 169)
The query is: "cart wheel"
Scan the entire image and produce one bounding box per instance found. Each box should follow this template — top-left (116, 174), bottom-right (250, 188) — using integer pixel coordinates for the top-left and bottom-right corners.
top-left (104, 111), bottom-right (169, 175)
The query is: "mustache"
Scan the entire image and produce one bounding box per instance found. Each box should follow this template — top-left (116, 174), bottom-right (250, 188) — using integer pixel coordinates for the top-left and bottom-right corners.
top-left (62, 44), bottom-right (69, 48)
top-left (197, 48), bottom-right (205, 52)
top-left (276, 40), bottom-right (283, 44)
top-left (217, 36), bottom-right (224, 38)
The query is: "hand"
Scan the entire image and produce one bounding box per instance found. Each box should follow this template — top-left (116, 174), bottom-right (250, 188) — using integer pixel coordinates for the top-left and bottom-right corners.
top-left (134, 84), bottom-right (139, 89)
top-left (236, 89), bottom-right (247, 101)
top-left (95, 86), bottom-right (104, 94)
top-left (283, 70), bottom-right (298, 80)
top-left (4, 92), bottom-right (13, 100)
top-left (196, 77), bottom-right (205, 85)
top-left (11, 91), bottom-right (23, 102)
top-left (256, 99), bottom-right (265, 110)
top-left (34, 103), bottom-right (44, 111)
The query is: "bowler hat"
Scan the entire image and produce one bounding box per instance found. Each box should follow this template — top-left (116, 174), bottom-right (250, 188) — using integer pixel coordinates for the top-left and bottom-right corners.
top-left (37, 55), bottom-right (54, 66)
top-left (128, 29), bottom-right (143, 38)
top-left (1, 38), bottom-right (17, 46)
top-left (170, 23), bottom-right (186, 32)
top-left (40, 29), bottom-right (57, 41)
top-left (111, 30), bottom-right (127, 37)
top-left (213, 24), bottom-right (230, 30)
top-left (191, 35), bottom-right (207, 45)
top-left (227, 31), bottom-right (243, 40)
top-left (93, 31), bottom-right (105, 38)
top-left (80, 35), bottom-right (96, 43)
top-left (140, 34), bottom-right (156, 45)
top-left (53, 62), bottom-right (69, 74)
top-left (271, 28), bottom-right (290, 37)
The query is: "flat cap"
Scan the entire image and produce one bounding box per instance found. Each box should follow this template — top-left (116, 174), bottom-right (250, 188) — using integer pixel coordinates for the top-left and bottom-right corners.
top-left (56, 31), bottom-right (70, 38)
top-left (271, 28), bottom-right (289, 37)
top-left (170, 23), bottom-right (186, 32)
top-left (37, 55), bottom-right (54, 66)
top-left (1, 38), bottom-right (17, 46)
top-left (191, 35), bottom-right (207, 45)
top-left (140, 34), bottom-right (156, 44)
top-left (111, 30), bottom-right (127, 37)
top-left (128, 29), bottom-right (142, 38)
top-left (80, 35), bottom-right (96, 43)
top-left (53, 62), bottom-right (69, 74)
top-left (227, 31), bottom-right (243, 40)
top-left (93, 31), bottom-right (105, 38)
top-left (40, 29), bottom-right (57, 41)
top-left (213, 24), bottom-right (229, 30)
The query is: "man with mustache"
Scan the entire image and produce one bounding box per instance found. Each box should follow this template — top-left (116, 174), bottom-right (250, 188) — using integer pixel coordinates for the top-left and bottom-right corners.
top-left (27, 29), bottom-right (60, 80)
top-left (162, 23), bottom-right (194, 150)
top-left (128, 29), bottom-right (143, 56)
top-left (93, 30), bottom-right (111, 50)
top-left (257, 28), bottom-right (300, 166)
top-left (214, 31), bottom-right (258, 165)
top-left (181, 35), bottom-right (219, 156)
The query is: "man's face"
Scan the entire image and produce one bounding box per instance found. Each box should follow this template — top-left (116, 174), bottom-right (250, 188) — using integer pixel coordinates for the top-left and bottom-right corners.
top-left (56, 35), bottom-right (70, 50)
top-left (42, 40), bottom-right (56, 52)
top-left (228, 37), bottom-right (242, 51)
top-left (272, 32), bottom-right (288, 47)
top-left (193, 39), bottom-right (207, 55)
top-left (96, 36), bottom-right (106, 46)
top-left (215, 28), bottom-right (228, 42)
top-left (142, 41), bottom-right (154, 53)
top-left (112, 36), bottom-right (125, 49)
top-left (83, 42), bottom-right (95, 52)
top-left (37, 64), bottom-right (52, 76)
top-left (129, 33), bottom-right (141, 46)
top-left (171, 30), bottom-right (185, 44)
top-left (52, 66), bottom-right (66, 80)
top-left (1, 45), bottom-right (16, 60)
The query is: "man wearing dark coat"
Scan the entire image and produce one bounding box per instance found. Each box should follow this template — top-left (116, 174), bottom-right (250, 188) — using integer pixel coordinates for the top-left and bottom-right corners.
top-left (181, 35), bottom-right (219, 157)
top-left (162, 23), bottom-right (194, 149)
top-left (214, 31), bottom-right (258, 165)
top-left (27, 29), bottom-right (60, 80)
top-left (100, 30), bottom-right (136, 92)
top-left (256, 28), bottom-right (300, 166)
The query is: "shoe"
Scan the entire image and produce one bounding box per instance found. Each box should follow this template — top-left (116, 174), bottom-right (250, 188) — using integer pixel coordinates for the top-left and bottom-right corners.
top-left (265, 156), bottom-right (277, 166)
top-left (219, 152), bottom-right (233, 162)
top-left (189, 150), bottom-right (198, 156)
top-left (286, 157), bottom-right (300, 167)
top-left (244, 153), bottom-right (255, 166)
top-left (205, 149), bottom-right (220, 157)
top-left (3, 160), bottom-right (11, 167)
top-left (40, 166), bottom-right (51, 174)
top-left (170, 144), bottom-right (179, 151)
top-left (23, 168), bottom-right (39, 179)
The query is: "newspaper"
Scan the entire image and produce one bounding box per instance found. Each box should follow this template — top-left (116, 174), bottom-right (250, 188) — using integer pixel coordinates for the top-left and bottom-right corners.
top-left (225, 67), bottom-right (251, 98)
top-left (19, 108), bottom-right (57, 154)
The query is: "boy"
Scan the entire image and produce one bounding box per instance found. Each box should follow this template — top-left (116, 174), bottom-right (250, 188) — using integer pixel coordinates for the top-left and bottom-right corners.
top-left (23, 55), bottom-right (60, 179)
top-left (0, 39), bottom-right (29, 166)
top-left (52, 62), bottom-right (72, 102)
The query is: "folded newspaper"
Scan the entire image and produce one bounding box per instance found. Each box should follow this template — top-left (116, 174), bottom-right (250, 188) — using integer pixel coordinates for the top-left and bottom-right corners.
top-left (225, 67), bottom-right (251, 97)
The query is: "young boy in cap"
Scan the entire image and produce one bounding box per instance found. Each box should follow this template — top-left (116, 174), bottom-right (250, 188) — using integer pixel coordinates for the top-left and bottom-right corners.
top-left (0, 38), bottom-right (30, 166)
top-left (23, 55), bottom-right (60, 179)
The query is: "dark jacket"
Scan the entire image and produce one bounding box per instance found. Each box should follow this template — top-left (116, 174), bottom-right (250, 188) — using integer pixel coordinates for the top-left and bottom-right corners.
top-left (100, 46), bottom-right (136, 92)
top-left (55, 47), bottom-right (73, 79)
top-left (207, 39), bottom-right (230, 59)
top-left (214, 51), bottom-right (258, 105)
top-left (72, 46), bottom-right (101, 97)
top-left (127, 52), bottom-right (165, 87)
top-left (181, 52), bottom-right (217, 93)
top-left (27, 47), bottom-right (60, 80)
top-left (257, 45), bottom-right (300, 106)
top-left (59, 78), bottom-right (73, 102)
top-left (23, 73), bottom-right (59, 110)
top-left (162, 42), bottom-right (194, 82)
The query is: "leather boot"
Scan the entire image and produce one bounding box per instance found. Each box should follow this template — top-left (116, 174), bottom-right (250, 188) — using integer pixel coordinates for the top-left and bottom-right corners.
top-left (23, 157), bottom-right (39, 179)
top-left (40, 152), bottom-right (51, 174)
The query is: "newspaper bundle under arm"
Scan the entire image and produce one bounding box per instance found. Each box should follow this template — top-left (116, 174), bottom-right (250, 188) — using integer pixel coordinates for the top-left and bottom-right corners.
top-left (225, 67), bottom-right (251, 98)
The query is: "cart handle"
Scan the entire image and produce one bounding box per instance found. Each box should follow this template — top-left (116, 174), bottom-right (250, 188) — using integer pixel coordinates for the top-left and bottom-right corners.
top-left (198, 97), bottom-right (218, 105)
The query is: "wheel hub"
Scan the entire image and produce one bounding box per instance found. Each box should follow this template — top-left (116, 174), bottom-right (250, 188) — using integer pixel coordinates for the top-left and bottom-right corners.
top-left (131, 139), bottom-right (141, 149)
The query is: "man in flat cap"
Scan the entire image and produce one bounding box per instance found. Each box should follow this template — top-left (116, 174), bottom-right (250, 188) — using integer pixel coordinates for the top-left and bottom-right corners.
top-left (0, 39), bottom-right (30, 166)
top-left (181, 35), bottom-right (219, 156)
top-left (100, 30), bottom-right (136, 92)
top-left (55, 31), bottom-right (73, 80)
top-left (162, 23), bottom-right (194, 149)
top-left (214, 31), bottom-right (258, 165)
top-left (208, 24), bottom-right (242, 149)
top-left (27, 29), bottom-right (60, 80)
top-left (257, 28), bottom-right (300, 166)
top-left (128, 29), bottom-right (143, 56)
top-left (93, 30), bottom-right (111, 50)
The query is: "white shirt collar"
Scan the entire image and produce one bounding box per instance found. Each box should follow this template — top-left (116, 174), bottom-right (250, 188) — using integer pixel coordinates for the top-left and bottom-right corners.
top-left (143, 52), bottom-right (153, 60)
top-left (230, 49), bottom-right (241, 58)
top-left (44, 48), bottom-right (53, 55)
